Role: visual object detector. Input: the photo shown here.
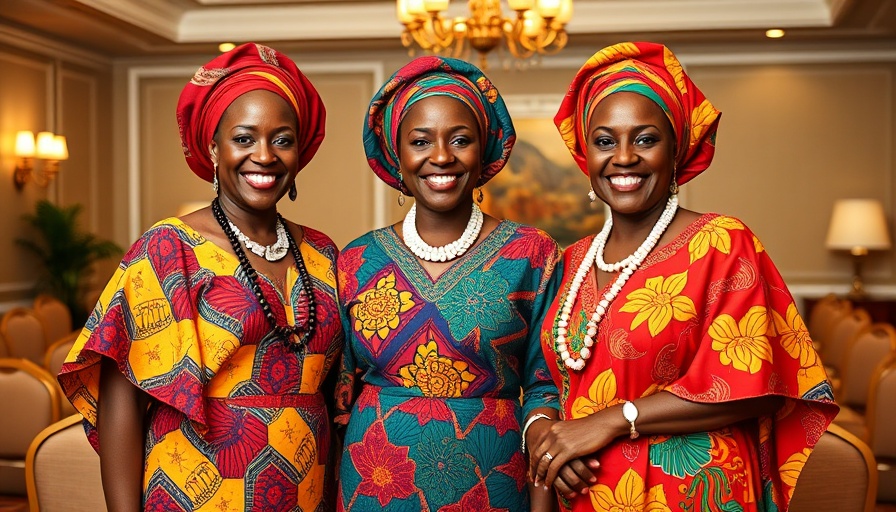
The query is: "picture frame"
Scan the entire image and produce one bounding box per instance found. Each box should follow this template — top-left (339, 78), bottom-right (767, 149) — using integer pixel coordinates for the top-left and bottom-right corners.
top-left (483, 94), bottom-right (605, 248)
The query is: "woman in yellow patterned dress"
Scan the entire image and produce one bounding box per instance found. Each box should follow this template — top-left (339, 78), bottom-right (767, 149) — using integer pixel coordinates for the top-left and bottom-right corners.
top-left (58, 43), bottom-right (343, 511)
top-left (527, 42), bottom-right (839, 511)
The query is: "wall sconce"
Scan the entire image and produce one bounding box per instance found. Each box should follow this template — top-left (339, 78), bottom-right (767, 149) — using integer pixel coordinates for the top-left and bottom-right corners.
top-left (13, 130), bottom-right (68, 190)
top-left (825, 198), bottom-right (892, 300)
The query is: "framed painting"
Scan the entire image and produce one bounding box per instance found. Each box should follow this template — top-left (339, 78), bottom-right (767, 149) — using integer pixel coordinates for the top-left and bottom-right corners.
top-left (482, 94), bottom-right (605, 248)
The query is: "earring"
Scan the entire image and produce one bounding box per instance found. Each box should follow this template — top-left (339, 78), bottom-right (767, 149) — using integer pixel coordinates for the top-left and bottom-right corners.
top-left (212, 163), bottom-right (219, 194)
top-left (670, 164), bottom-right (679, 195)
top-left (588, 189), bottom-right (597, 203)
top-left (288, 181), bottom-right (297, 201)
top-left (476, 188), bottom-right (484, 204)
top-left (398, 175), bottom-right (406, 207)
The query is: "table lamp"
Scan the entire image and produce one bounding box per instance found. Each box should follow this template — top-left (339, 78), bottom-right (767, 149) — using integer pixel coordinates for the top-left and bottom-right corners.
top-left (825, 199), bottom-right (892, 300)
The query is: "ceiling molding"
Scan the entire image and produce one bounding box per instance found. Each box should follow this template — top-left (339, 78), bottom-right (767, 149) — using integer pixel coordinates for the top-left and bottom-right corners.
top-left (72, 0), bottom-right (185, 40)
top-left (178, 3), bottom-right (396, 42)
top-left (69, 0), bottom-right (839, 44)
top-left (0, 23), bottom-right (110, 67)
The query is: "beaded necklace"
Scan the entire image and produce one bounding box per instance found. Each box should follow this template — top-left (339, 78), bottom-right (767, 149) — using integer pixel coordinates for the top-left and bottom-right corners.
top-left (555, 195), bottom-right (678, 370)
top-left (211, 198), bottom-right (316, 352)
top-left (403, 202), bottom-right (483, 262)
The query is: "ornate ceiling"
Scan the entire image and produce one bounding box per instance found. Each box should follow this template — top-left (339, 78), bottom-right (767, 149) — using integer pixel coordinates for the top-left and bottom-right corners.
top-left (0, 0), bottom-right (894, 59)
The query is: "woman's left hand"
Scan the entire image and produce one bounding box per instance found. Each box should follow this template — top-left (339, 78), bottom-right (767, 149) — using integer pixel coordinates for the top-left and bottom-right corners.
top-left (528, 410), bottom-right (624, 489)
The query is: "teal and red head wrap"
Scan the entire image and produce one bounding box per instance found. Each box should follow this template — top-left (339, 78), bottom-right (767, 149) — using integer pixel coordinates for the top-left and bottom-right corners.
top-left (555, 41), bottom-right (721, 186)
top-left (363, 56), bottom-right (515, 191)
top-left (176, 43), bottom-right (326, 182)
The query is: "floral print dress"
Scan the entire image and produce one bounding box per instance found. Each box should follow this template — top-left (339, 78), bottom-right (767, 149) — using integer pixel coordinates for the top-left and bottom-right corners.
top-left (58, 219), bottom-right (344, 511)
top-left (540, 214), bottom-right (838, 512)
top-left (335, 221), bottom-right (561, 511)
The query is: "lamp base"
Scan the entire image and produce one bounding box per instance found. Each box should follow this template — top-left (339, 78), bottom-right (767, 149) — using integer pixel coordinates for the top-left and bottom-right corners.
top-left (847, 254), bottom-right (869, 301)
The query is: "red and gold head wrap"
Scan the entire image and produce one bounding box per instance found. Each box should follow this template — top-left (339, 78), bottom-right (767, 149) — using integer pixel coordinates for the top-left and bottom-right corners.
top-left (554, 41), bottom-right (721, 186)
top-left (176, 43), bottom-right (326, 182)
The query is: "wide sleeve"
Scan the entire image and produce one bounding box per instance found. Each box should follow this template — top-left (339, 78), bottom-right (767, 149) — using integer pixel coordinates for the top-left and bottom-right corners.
top-left (333, 242), bottom-right (366, 428)
top-left (521, 230), bottom-right (563, 419)
top-left (663, 216), bottom-right (838, 504)
top-left (57, 223), bottom-right (212, 449)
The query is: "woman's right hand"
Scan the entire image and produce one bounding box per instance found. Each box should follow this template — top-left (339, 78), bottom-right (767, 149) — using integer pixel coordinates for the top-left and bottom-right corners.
top-left (528, 409), bottom-right (628, 490)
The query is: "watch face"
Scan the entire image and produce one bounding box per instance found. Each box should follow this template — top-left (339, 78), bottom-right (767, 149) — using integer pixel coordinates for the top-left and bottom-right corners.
top-left (623, 401), bottom-right (638, 421)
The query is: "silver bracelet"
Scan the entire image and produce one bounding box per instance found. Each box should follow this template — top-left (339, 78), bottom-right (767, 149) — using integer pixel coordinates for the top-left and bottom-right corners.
top-left (520, 413), bottom-right (551, 453)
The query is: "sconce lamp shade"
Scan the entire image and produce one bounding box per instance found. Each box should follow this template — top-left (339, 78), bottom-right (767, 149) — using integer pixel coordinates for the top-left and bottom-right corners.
top-left (826, 199), bottom-right (892, 254)
top-left (15, 131), bottom-right (36, 157)
top-left (35, 132), bottom-right (68, 160)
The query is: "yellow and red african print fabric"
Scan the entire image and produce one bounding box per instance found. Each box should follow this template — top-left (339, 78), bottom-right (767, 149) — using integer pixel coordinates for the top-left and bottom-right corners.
top-left (58, 218), bottom-right (343, 511)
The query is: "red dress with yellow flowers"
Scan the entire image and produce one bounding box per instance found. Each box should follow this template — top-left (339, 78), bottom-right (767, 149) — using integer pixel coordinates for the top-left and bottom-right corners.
top-left (540, 214), bottom-right (838, 512)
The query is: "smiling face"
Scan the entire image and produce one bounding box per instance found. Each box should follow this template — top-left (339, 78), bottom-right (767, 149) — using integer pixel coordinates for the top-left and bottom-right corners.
top-left (210, 89), bottom-right (299, 215)
top-left (587, 91), bottom-right (676, 218)
top-left (397, 95), bottom-right (482, 215)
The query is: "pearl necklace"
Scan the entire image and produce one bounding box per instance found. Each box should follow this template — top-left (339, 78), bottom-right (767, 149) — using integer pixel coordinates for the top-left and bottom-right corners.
top-left (403, 203), bottom-right (483, 262)
top-left (227, 218), bottom-right (289, 262)
top-left (555, 195), bottom-right (679, 371)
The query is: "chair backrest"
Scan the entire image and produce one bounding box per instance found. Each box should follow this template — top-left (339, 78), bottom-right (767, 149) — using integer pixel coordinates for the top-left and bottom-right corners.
top-left (33, 295), bottom-right (73, 348)
top-left (840, 323), bottom-right (896, 408)
top-left (25, 414), bottom-right (106, 512)
top-left (789, 423), bottom-right (877, 512)
top-left (43, 331), bottom-right (80, 417)
top-left (0, 358), bottom-right (61, 496)
top-left (0, 308), bottom-right (49, 364)
top-left (824, 307), bottom-right (872, 376)
top-left (866, 354), bottom-right (896, 459)
top-left (808, 294), bottom-right (852, 349)
top-left (43, 331), bottom-right (79, 378)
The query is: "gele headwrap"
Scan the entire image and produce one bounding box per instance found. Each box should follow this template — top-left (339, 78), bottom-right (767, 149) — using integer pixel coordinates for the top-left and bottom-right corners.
top-left (363, 56), bottom-right (515, 191)
top-left (554, 41), bottom-right (721, 185)
top-left (176, 43), bottom-right (326, 182)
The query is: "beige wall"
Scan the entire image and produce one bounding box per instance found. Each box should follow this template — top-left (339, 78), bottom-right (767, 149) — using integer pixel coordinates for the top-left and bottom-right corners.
top-left (0, 42), bottom-right (114, 308)
top-left (2, 26), bottom-right (895, 315)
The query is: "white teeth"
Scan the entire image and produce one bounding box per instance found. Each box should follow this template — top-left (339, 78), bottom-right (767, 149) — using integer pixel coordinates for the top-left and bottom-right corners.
top-left (244, 173), bottom-right (276, 185)
top-left (426, 175), bottom-right (457, 185)
top-left (609, 175), bottom-right (642, 187)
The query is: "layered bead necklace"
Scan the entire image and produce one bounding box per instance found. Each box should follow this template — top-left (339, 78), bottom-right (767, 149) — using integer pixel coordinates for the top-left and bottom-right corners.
top-left (211, 198), bottom-right (316, 352)
top-left (403, 202), bottom-right (483, 262)
top-left (555, 195), bottom-right (679, 371)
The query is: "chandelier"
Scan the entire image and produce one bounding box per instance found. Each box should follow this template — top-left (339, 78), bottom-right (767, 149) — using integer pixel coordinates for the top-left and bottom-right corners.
top-left (397, 0), bottom-right (573, 69)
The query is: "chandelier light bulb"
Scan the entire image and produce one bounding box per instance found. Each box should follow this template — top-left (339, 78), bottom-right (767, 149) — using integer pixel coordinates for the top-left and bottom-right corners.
top-left (536, 0), bottom-right (562, 18)
top-left (423, 0), bottom-right (449, 12)
top-left (508, 0), bottom-right (535, 10)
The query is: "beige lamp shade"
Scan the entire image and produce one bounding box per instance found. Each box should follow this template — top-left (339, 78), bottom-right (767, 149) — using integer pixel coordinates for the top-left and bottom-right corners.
top-left (825, 199), bottom-right (892, 254)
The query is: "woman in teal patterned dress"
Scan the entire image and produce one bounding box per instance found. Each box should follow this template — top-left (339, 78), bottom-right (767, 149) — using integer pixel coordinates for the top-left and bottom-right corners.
top-left (335, 56), bottom-right (562, 511)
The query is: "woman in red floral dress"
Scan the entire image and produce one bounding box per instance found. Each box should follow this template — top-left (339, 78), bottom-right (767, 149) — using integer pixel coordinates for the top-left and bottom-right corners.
top-left (528, 41), bottom-right (839, 512)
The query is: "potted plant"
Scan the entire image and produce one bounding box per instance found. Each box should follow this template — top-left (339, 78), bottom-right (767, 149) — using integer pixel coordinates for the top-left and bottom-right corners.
top-left (16, 200), bottom-right (122, 326)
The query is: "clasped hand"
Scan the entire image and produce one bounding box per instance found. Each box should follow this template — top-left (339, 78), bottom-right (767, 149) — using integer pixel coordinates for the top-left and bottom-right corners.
top-left (527, 412), bottom-right (618, 500)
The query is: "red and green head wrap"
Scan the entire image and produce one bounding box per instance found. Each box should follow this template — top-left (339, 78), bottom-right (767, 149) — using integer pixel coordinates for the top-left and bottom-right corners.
top-left (363, 56), bottom-right (515, 191)
top-left (554, 41), bottom-right (721, 186)
top-left (176, 43), bottom-right (326, 183)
